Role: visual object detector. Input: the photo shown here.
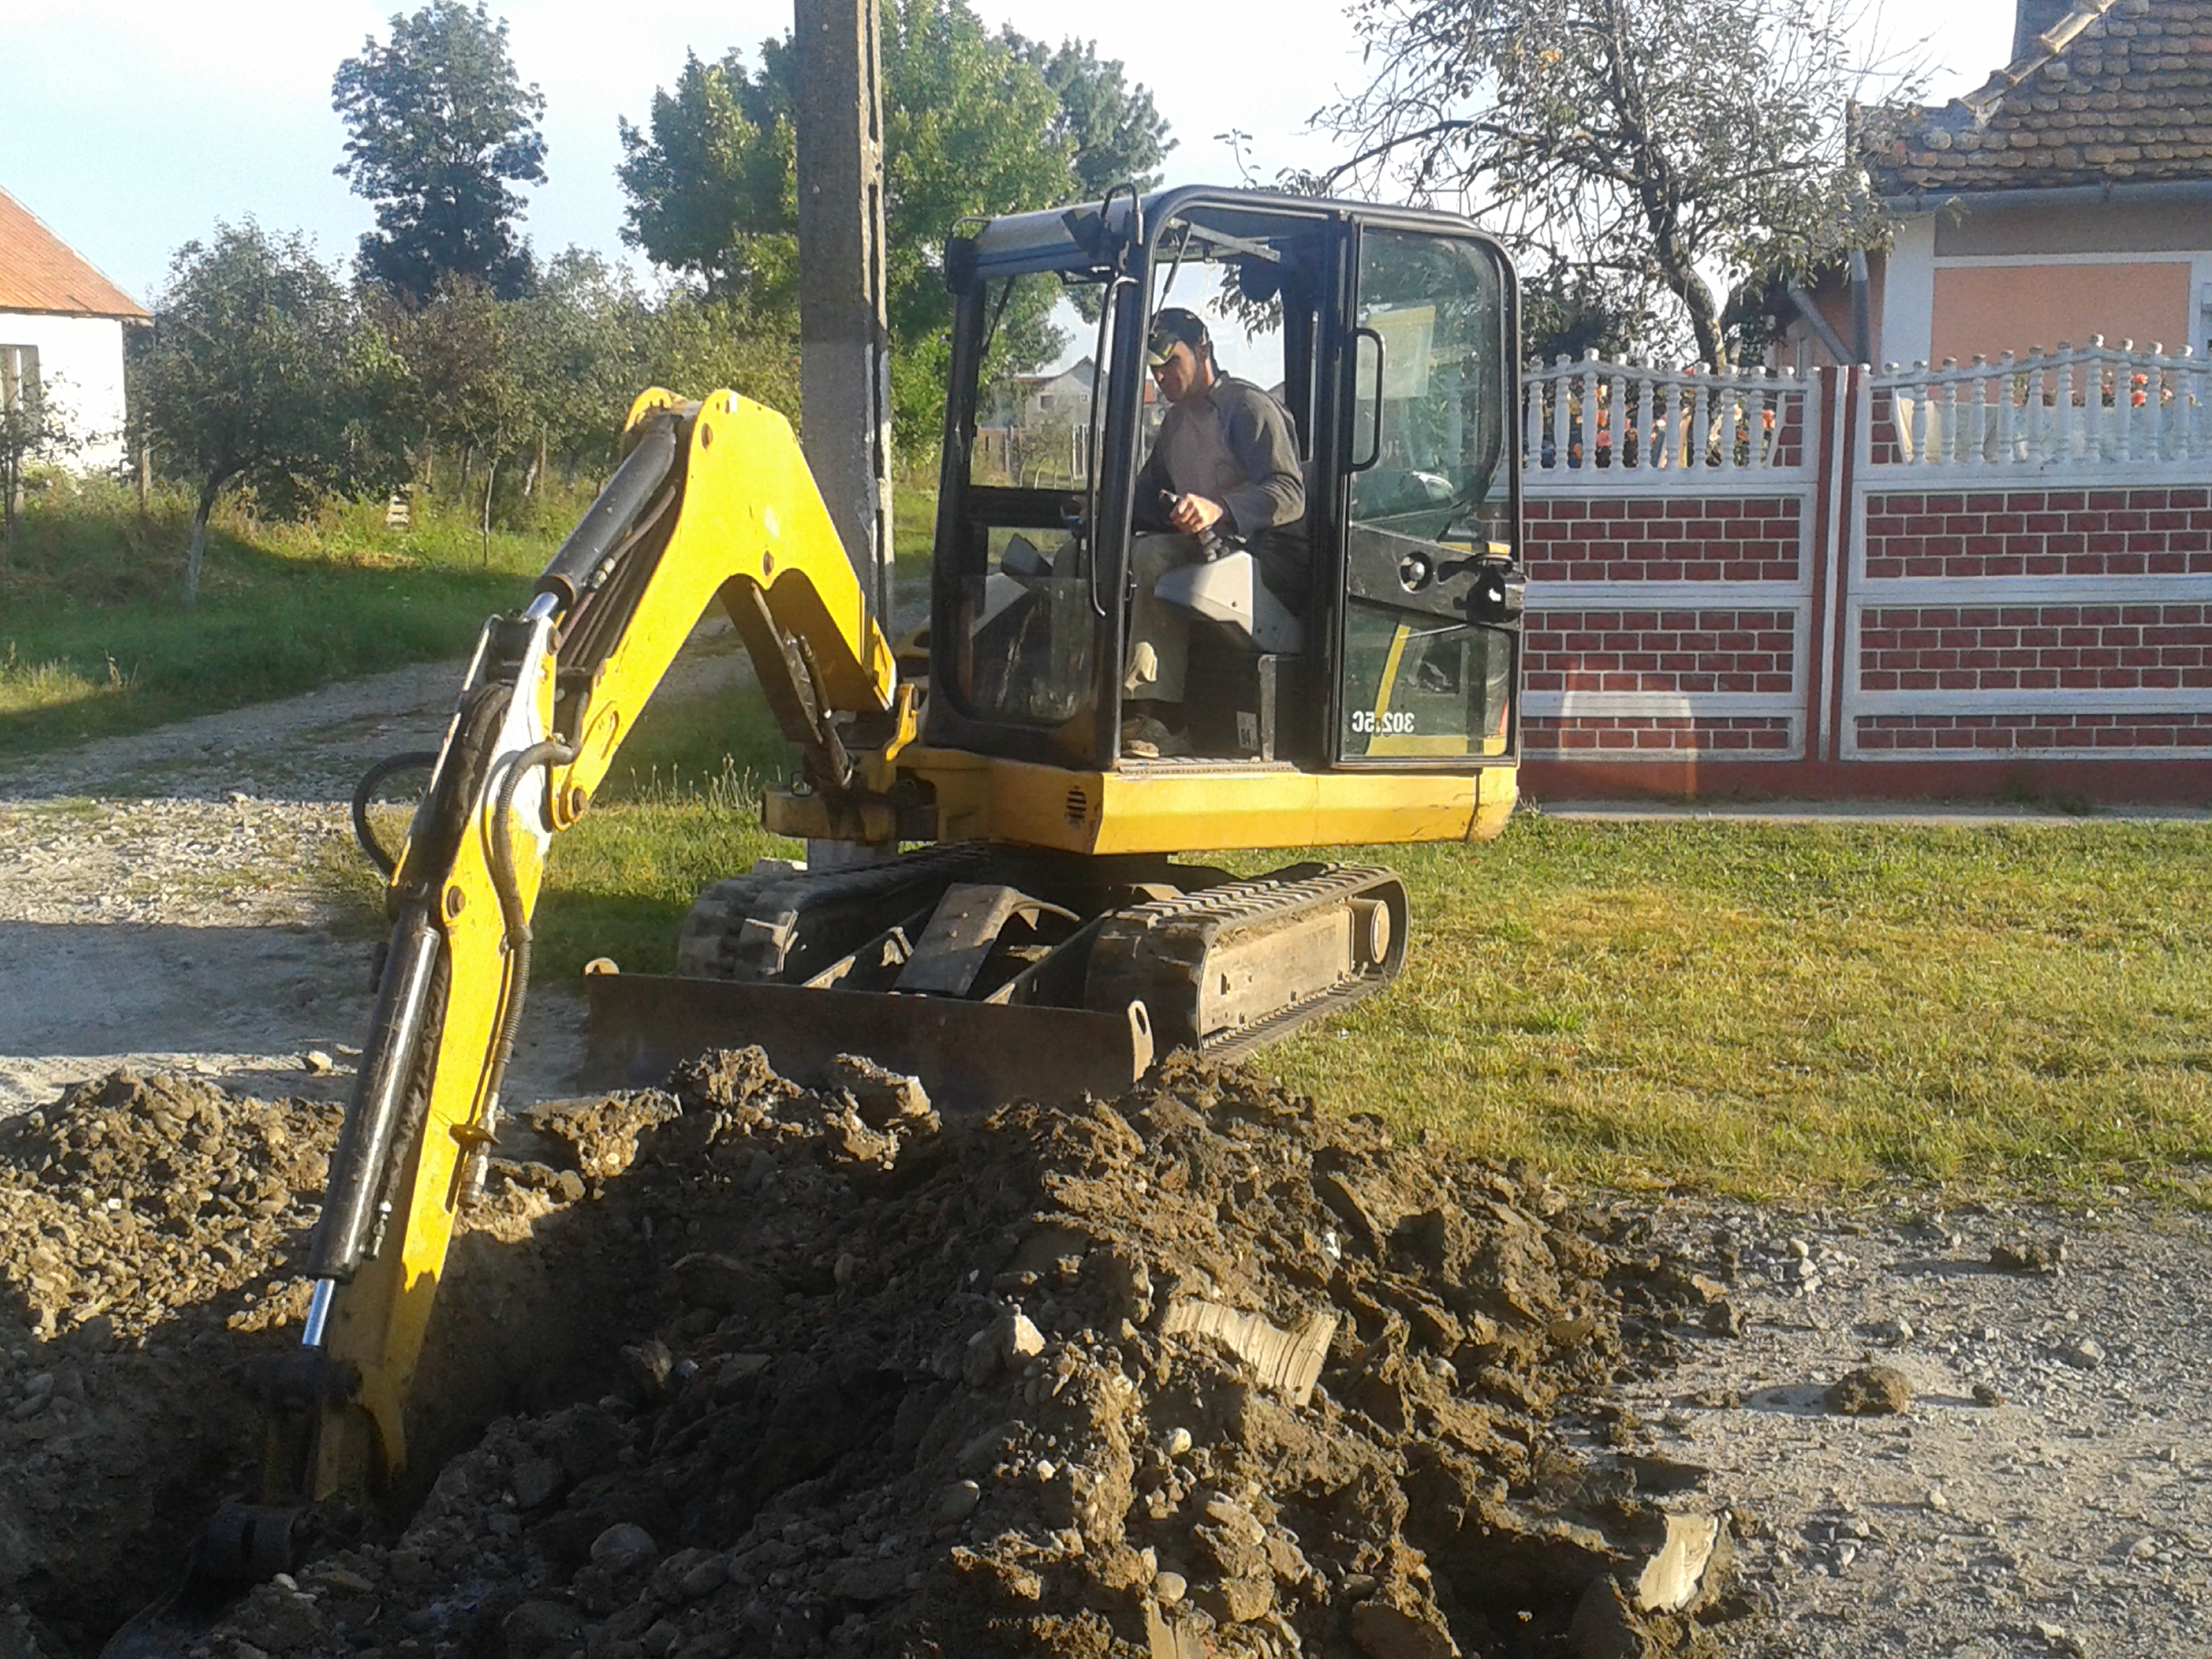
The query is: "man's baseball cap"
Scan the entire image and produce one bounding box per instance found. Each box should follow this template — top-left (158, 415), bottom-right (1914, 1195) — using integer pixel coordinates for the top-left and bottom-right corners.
top-left (1146, 308), bottom-right (1210, 367)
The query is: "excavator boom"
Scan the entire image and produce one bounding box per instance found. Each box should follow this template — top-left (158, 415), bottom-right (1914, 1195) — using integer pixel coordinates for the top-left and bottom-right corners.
top-left (103, 389), bottom-right (915, 1655)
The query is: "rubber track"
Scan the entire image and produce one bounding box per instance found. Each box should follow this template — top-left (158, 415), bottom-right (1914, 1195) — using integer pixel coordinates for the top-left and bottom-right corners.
top-left (1085, 864), bottom-right (1405, 1053)
top-left (675, 845), bottom-right (994, 982)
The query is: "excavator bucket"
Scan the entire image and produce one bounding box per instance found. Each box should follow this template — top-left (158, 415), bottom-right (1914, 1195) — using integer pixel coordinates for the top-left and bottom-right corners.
top-left (580, 971), bottom-right (1156, 1112)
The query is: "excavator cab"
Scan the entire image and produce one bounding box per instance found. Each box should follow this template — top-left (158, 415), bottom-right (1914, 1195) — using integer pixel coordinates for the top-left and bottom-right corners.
top-left (929, 187), bottom-right (1523, 779)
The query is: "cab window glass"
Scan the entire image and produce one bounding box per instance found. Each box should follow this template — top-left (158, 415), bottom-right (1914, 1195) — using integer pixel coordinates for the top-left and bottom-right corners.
top-left (1349, 232), bottom-right (1506, 538)
top-left (951, 269), bottom-right (1115, 727)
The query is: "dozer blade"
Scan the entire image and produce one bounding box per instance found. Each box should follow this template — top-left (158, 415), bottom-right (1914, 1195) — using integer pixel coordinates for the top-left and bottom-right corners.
top-left (582, 973), bottom-right (1155, 1112)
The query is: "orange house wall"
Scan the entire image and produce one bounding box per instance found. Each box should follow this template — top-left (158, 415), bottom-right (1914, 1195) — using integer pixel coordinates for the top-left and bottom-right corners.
top-left (1929, 262), bottom-right (2192, 365)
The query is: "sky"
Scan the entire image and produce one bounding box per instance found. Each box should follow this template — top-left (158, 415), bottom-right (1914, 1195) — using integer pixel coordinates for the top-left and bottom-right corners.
top-left (5, 0), bottom-right (2024, 309)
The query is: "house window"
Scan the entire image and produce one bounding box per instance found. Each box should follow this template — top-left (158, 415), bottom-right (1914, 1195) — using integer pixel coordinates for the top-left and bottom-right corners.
top-left (0, 345), bottom-right (37, 412)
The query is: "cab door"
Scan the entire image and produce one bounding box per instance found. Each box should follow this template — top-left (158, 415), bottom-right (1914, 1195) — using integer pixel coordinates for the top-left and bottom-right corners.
top-left (1331, 223), bottom-right (1522, 767)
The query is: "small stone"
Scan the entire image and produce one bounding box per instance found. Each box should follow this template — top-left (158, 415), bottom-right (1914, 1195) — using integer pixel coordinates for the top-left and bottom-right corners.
top-left (590, 1522), bottom-right (658, 1574)
top-left (1972, 1382), bottom-right (2004, 1408)
top-left (510, 1457), bottom-right (564, 1510)
top-left (303, 1050), bottom-right (334, 1075)
top-left (1924, 1487), bottom-right (1950, 1514)
top-left (501, 1599), bottom-right (580, 1658)
top-left (1702, 1300), bottom-right (1745, 1338)
top-left (1991, 1236), bottom-right (2064, 1274)
top-left (1824, 1364), bottom-right (1911, 1416)
top-left (1349, 1599), bottom-right (1456, 1659)
top-left (622, 1338), bottom-right (675, 1399)
top-left (937, 1479), bottom-right (982, 1522)
top-left (1154, 1570), bottom-right (1186, 1605)
top-left (1870, 1317), bottom-right (1913, 1344)
top-left (2059, 1337), bottom-right (2106, 1370)
top-left (1164, 1427), bottom-right (1193, 1457)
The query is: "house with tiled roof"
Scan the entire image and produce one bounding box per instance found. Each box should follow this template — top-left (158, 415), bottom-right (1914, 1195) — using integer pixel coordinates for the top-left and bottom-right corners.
top-left (1835, 0), bottom-right (2212, 372)
top-left (0, 184), bottom-right (149, 473)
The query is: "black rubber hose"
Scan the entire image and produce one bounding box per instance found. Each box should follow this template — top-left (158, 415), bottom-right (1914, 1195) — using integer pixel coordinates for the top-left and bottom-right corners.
top-left (483, 739), bottom-right (577, 1112)
top-left (534, 415), bottom-right (681, 609)
top-left (350, 751), bottom-right (441, 879)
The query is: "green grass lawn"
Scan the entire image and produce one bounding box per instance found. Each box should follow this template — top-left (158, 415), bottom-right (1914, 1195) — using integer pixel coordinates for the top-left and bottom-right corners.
top-left (1271, 817), bottom-right (2212, 1200)
top-left (0, 478), bottom-right (938, 766)
top-left (0, 482), bottom-right (568, 761)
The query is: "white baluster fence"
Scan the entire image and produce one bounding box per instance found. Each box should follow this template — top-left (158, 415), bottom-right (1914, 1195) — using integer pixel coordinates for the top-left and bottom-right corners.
top-left (1871, 339), bottom-right (2212, 474)
top-left (1513, 351), bottom-right (2212, 793)
top-left (1522, 351), bottom-right (1813, 483)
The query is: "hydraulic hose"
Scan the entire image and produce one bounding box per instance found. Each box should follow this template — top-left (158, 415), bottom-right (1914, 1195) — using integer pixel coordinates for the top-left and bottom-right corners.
top-left (483, 739), bottom-right (577, 1117)
top-left (349, 751), bottom-right (441, 879)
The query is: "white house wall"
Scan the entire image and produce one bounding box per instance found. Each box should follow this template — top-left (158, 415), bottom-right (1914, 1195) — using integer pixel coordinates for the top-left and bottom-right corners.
top-left (0, 309), bottom-right (130, 474)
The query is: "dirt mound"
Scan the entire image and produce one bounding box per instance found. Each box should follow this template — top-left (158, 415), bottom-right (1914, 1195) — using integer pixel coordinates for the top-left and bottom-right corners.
top-left (0, 1071), bottom-right (346, 1654)
top-left (192, 1052), bottom-right (1745, 1659)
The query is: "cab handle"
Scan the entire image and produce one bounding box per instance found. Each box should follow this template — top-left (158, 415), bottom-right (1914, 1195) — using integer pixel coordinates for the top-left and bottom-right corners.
top-left (1350, 327), bottom-right (1385, 474)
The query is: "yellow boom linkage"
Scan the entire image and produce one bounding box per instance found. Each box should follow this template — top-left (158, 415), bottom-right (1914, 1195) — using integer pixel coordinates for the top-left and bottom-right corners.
top-left (301, 389), bottom-right (900, 1506)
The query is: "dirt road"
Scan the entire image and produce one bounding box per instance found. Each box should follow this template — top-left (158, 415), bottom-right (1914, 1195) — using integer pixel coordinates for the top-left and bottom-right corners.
top-left (0, 624), bottom-right (752, 1116)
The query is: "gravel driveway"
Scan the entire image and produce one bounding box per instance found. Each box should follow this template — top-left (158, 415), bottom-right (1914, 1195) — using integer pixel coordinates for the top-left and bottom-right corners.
top-left (1613, 1199), bottom-right (2212, 1659)
top-left (0, 621), bottom-right (752, 1116)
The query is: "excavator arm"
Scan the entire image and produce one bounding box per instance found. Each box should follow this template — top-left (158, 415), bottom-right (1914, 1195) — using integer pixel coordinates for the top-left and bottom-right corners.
top-left (104, 391), bottom-right (906, 1655)
top-left (315, 390), bottom-right (905, 1492)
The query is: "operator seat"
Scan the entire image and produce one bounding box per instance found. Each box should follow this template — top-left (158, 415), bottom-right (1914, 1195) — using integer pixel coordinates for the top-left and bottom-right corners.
top-left (1152, 551), bottom-right (1305, 654)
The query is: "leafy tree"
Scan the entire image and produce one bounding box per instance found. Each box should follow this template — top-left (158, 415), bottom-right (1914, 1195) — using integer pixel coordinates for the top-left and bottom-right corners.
top-left (333, 1), bottom-right (548, 302)
top-left (618, 1), bottom-right (1168, 449)
top-left (135, 225), bottom-right (402, 601)
top-left (615, 51), bottom-right (796, 305)
top-left (1316, 0), bottom-right (1916, 370)
top-left (1001, 35), bottom-right (1173, 198)
top-left (378, 278), bottom-right (536, 561)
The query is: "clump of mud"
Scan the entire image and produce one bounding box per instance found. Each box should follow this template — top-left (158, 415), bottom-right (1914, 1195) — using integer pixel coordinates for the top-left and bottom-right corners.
top-left (199, 1052), bottom-right (1744, 1659)
top-left (0, 1071), bottom-right (346, 1654)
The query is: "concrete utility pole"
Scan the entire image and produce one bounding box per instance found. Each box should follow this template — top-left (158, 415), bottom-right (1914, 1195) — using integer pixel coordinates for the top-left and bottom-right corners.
top-left (794, 0), bottom-right (894, 623)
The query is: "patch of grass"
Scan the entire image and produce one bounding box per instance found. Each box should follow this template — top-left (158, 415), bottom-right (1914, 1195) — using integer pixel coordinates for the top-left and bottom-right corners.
top-left (0, 480), bottom-right (569, 761)
top-left (313, 676), bottom-right (2212, 1203)
top-left (1264, 817), bottom-right (2212, 1201)
top-left (0, 477), bottom-right (940, 766)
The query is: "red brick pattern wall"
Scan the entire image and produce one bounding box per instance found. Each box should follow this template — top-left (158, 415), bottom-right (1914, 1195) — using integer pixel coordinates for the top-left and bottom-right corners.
top-left (1858, 604), bottom-right (2210, 693)
top-left (1522, 498), bottom-right (1803, 583)
top-left (1863, 488), bottom-right (2212, 579)
top-left (1855, 714), bottom-right (2212, 752)
top-left (1527, 610), bottom-right (1796, 696)
top-left (1523, 715), bottom-right (1794, 753)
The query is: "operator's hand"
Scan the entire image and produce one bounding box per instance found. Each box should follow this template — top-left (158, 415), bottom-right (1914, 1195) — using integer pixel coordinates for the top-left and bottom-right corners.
top-left (1167, 493), bottom-right (1225, 537)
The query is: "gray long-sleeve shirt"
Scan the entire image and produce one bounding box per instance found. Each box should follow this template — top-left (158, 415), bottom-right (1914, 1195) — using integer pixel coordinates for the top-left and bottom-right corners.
top-left (1131, 375), bottom-right (1304, 540)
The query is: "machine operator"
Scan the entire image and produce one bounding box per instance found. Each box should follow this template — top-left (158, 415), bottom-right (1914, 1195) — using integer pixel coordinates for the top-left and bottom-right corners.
top-left (1122, 307), bottom-right (1305, 754)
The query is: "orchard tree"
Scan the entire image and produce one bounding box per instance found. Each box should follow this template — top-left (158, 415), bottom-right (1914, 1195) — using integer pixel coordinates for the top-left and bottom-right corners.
top-left (615, 51), bottom-right (796, 305)
top-left (1317, 0), bottom-right (1917, 370)
top-left (136, 225), bottom-right (401, 601)
top-left (334, 0), bottom-right (547, 302)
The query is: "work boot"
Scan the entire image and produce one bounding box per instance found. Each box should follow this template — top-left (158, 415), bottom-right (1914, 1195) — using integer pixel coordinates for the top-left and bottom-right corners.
top-left (1119, 715), bottom-right (1191, 760)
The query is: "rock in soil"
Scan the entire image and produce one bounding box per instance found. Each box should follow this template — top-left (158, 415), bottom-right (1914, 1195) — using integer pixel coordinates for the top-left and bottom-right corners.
top-left (171, 1050), bottom-right (1747, 1659)
top-left (1822, 1366), bottom-right (1912, 1417)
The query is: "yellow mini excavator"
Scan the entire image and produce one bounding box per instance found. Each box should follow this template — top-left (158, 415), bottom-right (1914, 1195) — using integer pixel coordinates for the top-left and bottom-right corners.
top-left (105, 186), bottom-right (1524, 1653)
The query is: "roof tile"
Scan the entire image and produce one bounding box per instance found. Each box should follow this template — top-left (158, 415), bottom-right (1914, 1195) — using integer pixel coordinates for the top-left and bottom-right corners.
top-left (0, 186), bottom-right (149, 320)
top-left (1862, 0), bottom-right (2212, 196)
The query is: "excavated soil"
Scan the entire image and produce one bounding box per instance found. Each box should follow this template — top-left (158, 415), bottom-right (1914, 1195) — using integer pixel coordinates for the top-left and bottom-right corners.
top-left (0, 1057), bottom-right (1751, 1659)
